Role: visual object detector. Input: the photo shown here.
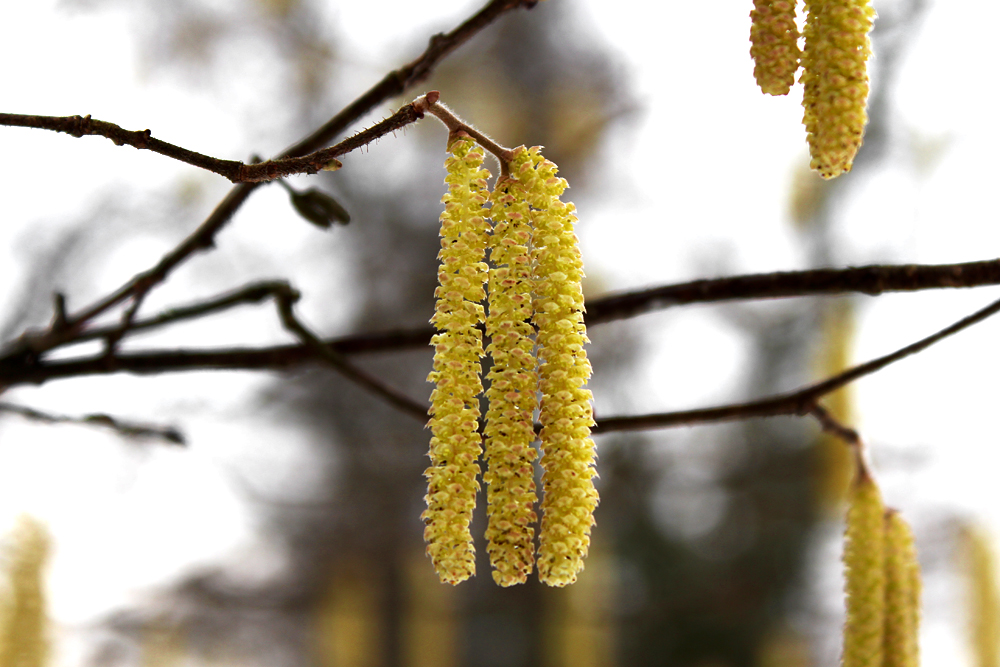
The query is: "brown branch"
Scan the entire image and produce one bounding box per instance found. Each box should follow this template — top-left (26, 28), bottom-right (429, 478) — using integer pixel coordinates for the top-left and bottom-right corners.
top-left (808, 404), bottom-right (874, 482)
top-left (71, 281), bottom-right (296, 344)
top-left (0, 0), bottom-right (531, 364)
top-left (0, 113), bottom-right (250, 181)
top-left (584, 258), bottom-right (1000, 324)
top-left (0, 100), bottom-right (431, 185)
top-left (271, 287), bottom-right (430, 422)
top-left (259, 258), bottom-right (1000, 356)
top-left (6, 283), bottom-right (1000, 439)
top-left (1, 0), bottom-right (536, 181)
top-left (4, 258), bottom-right (1000, 387)
top-left (807, 404), bottom-right (861, 446)
top-left (0, 401), bottom-right (184, 445)
top-left (590, 294), bottom-right (1000, 433)
top-left (424, 100), bottom-right (515, 170)
top-left (282, 0), bottom-right (534, 158)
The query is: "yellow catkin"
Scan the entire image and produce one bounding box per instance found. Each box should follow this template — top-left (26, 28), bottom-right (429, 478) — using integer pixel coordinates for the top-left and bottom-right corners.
top-left (883, 510), bottom-right (920, 667)
top-left (801, 0), bottom-right (876, 179)
top-left (0, 516), bottom-right (50, 667)
top-left (750, 0), bottom-right (802, 95)
top-left (424, 134), bottom-right (492, 585)
top-left (484, 174), bottom-right (539, 587)
top-left (964, 525), bottom-right (1000, 667)
top-left (842, 468), bottom-right (886, 667)
top-left (512, 145), bottom-right (598, 587)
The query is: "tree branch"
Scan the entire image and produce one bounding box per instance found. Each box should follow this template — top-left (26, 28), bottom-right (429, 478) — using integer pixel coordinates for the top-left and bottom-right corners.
top-left (271, 288), bottom-right (430, 422)
top-left (0, 98), bottom-right (430, 184)
top-left (4, 258), bottom-right (1000, 389)
top-left (0, 401), bottom-right (184, 445)
top-left (0, 112), bottom-right (251, 181)
top-left (71, 281), bottom-right (297, 345)
top-left (584, 258), bottom-right (1000, 324)
top-left (0, 0), bottom-right (532, 364)
top-left (590, 294), bottom-right (1000, 433)
top-left (808, 404), bottom-right (861, 446)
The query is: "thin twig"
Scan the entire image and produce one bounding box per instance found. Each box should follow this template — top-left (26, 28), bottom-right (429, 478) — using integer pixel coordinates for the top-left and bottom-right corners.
top-left (0, 402), bottom-right (185, 445)
top-left (71, 281), bottom-right (296, 344)
top-left (808, 404), bottom-right (861, 445)
top-left (0, 113), bottom-right (250, 181)
top-left (808, 404), bottom-right (873, 481)
top-left (590, 294), bottom-right (1000, 433)
top-left (424, 100), bottom-right (515, 170)
top-left (271, 287), bottom-right (430, 422)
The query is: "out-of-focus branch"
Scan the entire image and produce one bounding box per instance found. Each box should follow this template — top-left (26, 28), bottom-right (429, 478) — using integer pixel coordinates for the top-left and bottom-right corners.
top-left (0, 0), bottom-right (533, 363)
top-left (72, 282), bottom-right (297, 345)
top-left (590, 294), bottom-right (1000, 433)
top-left (0, 402), bottom-right (184, 445)
top-left (271, 287), bottom-right (430, 422)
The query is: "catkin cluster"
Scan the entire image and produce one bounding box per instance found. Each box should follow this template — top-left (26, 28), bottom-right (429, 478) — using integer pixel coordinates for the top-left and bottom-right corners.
top-left (749, 0), bottom-right (876, 178)
top-left (842, 462), bottom-right (921, 667)
top-left (425, 136), bottom-right (597, 587)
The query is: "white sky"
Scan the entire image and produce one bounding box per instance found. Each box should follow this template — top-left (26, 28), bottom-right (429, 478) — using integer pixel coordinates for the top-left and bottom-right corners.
top-left (2, 0), bottom-right (999, 664)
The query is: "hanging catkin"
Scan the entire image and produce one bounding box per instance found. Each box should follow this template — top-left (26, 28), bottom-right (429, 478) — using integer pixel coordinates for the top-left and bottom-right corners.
top-left (483, 173), bottom-right (539, 587)
top-left (512, 145), bottom-right (599, 587)
top-left (424, 134), bottom-right (491, 585)
top-left (750, 0), bottom-right (801, 95)
top-left (801, 0), bottom-right (876, 178)
top-left (883, 510), bottom-right (920, 667)
top-left (842, 466), bottom-right (886, 667)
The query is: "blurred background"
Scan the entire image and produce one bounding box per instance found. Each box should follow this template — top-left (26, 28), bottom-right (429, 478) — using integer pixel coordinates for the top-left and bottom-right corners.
top-left (1, 0), bottom-right (1000, 665)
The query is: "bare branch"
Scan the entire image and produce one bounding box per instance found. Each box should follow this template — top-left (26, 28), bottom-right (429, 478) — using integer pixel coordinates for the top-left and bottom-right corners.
top-left (808, 404), bottom-right (861, 446)
top-left (0, 401), bottom-right (184, 445)
top-left (270, 288), bottom-right (431, 422)
top-left (808, 404), bottom-right (874, 481)
top-left (5, 258), bottom-right (1000, 390)
top-left (72, 282), bottom-right (296, 345)
top-left (0, 0), bottom-right (531, 363)
top-left (0, 105), bottom-right (425, 183)
top-left (584, 258), bottom-right (1000, 324)
top-left (0, 113), bottom-right (249, 181)
top-left (591, 294), bottom-right (1000, 433)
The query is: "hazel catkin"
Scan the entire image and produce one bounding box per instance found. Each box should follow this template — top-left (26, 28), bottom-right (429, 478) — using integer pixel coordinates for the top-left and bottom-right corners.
top-left (801, 0), bottom-right (876, 178)
top-left (750, 0), bottom-right (801, 96)
top-left (512, 145), bottom-right (598, 588)
top-left (423, 134), bottom-right (492, 585)
top-left (483, 174), bottom-right (539, 587)
top-left (883, 510), bottom-right (920, 667)
top-left (842, 468), bottom-right (886, 667)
